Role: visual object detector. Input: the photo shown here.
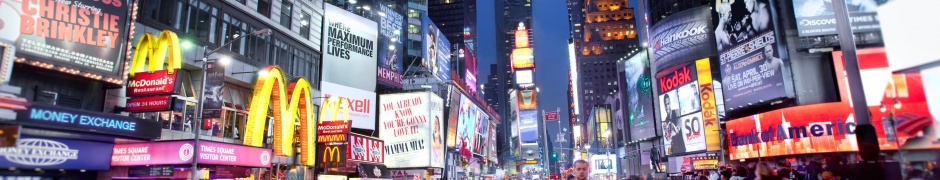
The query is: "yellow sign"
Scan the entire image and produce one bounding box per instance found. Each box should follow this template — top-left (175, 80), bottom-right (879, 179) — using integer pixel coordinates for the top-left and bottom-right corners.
top-left (319, 96), bottom-right (351, 124)
top-left (525, 160), bottom-right (538, 164)
top-left (323, 146), bottom-right (342, 164)
top-left (317, 134), bottom-right (347, 143)
top-left (695, 58), bottom-right (720, 151)
top-left (244, 66), bottom-right (316, 166)
top-left (129, 30), bottom-right (182, 77)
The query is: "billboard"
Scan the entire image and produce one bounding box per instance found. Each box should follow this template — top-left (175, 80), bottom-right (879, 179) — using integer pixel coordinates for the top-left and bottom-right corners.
top-left (322, 81), bottom-right (377, 130)
top-left (517, 89), bottom-right (537, 110)
top-left (649, 6), bottom-right (716, 69)
top-left (347, 133), bottom-right (385, 164)
top-left (715, 0), bottom-right (790, 112)
top-left (473, 116), bottom-right (490, 155)
top-left (462, 47), bottom-right (478, 93)
top-left (377, 3), bottom-right (404, 88)
top-left (519, 110), bottom-right (539, 145)
top-left (623, 51), bottom-right (657, 141)
top-left (0, 136), bottom-right (114, 170)
top-left (446, 89), bottom-right (462, 149)
top-left (379, 92), bottom-right (445, 168)
top-left (725, 49), bottom-right (937, 159)
top-left (422, 13), bottom-right (451, 81)
top-left (0, 0), bottom-right (132, 83)
top-left (322, 4), bottom-right (378, 91)
top-left (657, 58), bottom-right (719, 155)
top-left (792, 0), bottom-right (881, 37)
top-left (456, 94), bottom-right (482, 159)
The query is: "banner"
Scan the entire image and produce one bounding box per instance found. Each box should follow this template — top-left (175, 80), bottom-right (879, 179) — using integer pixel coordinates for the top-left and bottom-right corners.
top-left (473, 115), bottom-right (490, 155)
top-left (519, 110), bottom-right (539, 145)
top-left (792, 0), bottom-right (881, 37)
top-left (202, 61), bottom-right (225, 119)
top-left (446, 89), bottom-right (462, 149)
top-left (649, 6), bottom-right (716, 69)
top-left (111, 140), bottom-right (272, 168)
top-left (348, 133), bottom-right (384, 164)
top-left (379, 92), bottom-right (443, 168)
top-left (0, 0), bottom-right (132, 82)
top-left (0, 136), bottom-right (113, 170)
top-left (624, 51), bottom-right (657, 141)
top-left (243, 66), bottom-right (316, 165)
top-left (377, 3), bottom-right (404, 88)
top-left (322, 4), bottom-right (378, 92)
top-left (716, 0), bottom-right (789, 111)
top-left (421, 13), bottom-right (451, 81)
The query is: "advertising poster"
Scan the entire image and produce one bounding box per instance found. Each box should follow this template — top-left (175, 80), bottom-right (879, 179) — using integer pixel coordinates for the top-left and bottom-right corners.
top-left (430, 93), bottom-right (444, 168)
top-left (473, 116), bottom-right (490, 155)
top-left (715, 0), bottom-right (789, 111)
top-left (202, 61), bottom-right (225, 119)
top-left (322, 4), bottom-right (378, 92)
top-left (0, 0), bottom-right (132, 81)
top-left (519, 110), bottom-right (539, 145)
top-left (421, 13), bottom-right (452, 81)
top-left (377, 3), bottom-right (404, 88)
top-left (517, 89), bottom-right (537, 110)
top-left (624, 51), bottom-right (657, 141)
top-left (455, 94), bottom-right (480, 159)
top-left (446, 89), bottom-right (462, 149)
top-left (726, 51), bottom-right (937, 159)
top-left (792, 0), bottom-right (881, 37)
top-left (463, 47), bottom-right (478, 93)
top-left (649, 6), bottom-right (716, 69)
top-left (347, 134), bottom-right (384, 164)
top-left (378, 92), bottom-right (442, 168)
top-left (488, 121), bottom-right (498, 163)
top-left (321, 81), bottom-right (377, 130)
top-left (658, 62), bottom-right (706, 155)
top-left (0, 136), bottom-right (113, 170)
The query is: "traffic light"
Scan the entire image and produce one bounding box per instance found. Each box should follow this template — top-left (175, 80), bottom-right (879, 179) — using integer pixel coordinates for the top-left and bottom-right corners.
top-left (552, 153), bottom-right (557, 158)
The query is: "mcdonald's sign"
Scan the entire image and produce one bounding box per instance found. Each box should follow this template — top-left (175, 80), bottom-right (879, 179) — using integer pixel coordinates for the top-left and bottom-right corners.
top-left (317, 95), bottom-right (352, 135)
top-left (243, 66), bottom-right (317, 166)
top-left (317, 143), bottom-right (347, 168)
top-left (125, 30), bottom-right (183, 97)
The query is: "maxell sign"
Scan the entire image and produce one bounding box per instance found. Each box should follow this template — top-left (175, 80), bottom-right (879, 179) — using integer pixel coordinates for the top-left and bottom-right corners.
top-left (649, 6), bottom-right (717, 70)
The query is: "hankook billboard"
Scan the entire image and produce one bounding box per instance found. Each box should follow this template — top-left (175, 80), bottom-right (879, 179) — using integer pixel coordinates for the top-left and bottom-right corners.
top-left (649, 6), bottom-right (716, 69)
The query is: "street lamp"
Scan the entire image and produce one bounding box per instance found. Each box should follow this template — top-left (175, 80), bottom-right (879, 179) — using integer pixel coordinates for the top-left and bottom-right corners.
top-left (880, 85), bottom-right (905, 168)
top-left (192, 28), bottom-right (271, 180)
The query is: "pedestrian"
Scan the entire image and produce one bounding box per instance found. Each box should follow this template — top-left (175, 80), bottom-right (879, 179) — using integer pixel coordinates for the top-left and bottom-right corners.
top-left (745, 163), bottom-right (757, 180)
top-left (731, 166), bottom-right (747, 180)
top-left (571, 160), bottom-right (589, 180)
top-left (931, 157), bottom-right (940, 180)
top-left (756, 163), bottom-right (782, 180)
top-left (806, 157), bottom-right (824, 180)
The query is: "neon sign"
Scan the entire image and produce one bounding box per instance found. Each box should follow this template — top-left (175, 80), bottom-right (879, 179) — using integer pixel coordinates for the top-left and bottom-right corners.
top-left (244, 66), bottom-right (316, 166)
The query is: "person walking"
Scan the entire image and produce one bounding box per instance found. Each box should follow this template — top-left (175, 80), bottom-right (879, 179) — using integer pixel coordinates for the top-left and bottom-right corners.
top-left (571, 160), bottom-right (590, 180)
top-left (756, 163), bottom-right (782, 180)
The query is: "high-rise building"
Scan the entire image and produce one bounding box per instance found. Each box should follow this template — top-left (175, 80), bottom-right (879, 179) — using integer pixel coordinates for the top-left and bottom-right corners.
top-left (493, 0), bottom-right (533, 169)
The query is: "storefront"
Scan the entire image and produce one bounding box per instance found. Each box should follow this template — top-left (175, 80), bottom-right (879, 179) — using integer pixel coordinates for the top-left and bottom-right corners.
top-left (0, 103), bottom-right (162, 179)
top-left (109, 140), bottom-right (272, 179)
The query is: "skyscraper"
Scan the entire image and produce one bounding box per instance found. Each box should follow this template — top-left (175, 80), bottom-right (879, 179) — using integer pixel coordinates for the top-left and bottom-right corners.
top-left (493, 0), bottom-right (534, 171)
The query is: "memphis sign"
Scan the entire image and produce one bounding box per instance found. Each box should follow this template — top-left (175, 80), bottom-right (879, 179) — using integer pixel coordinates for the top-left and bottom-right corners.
top-left (243, 66), bottom-right (317, 166)
top-left (126, 30), bottom-right (183, 97)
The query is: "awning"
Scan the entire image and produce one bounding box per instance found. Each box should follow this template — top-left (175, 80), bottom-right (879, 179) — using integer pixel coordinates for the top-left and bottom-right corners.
top-left (356, 163), bottom-right (390, 179)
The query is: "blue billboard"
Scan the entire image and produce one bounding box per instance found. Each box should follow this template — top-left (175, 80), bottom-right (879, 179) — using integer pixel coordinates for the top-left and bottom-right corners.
top-left (0, 135), bottom-right (114, 170)
top-left (421, 13), bottom-right (451, 81)
top-left (377, 3), bottom-right (404, 87)
top-left (519, 110), bottom-right (539, 145)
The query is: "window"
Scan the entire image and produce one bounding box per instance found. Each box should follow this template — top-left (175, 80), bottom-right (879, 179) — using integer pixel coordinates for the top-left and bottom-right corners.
top-left (183, 0), bottom-right (218, 43)
top-left (280, 1), bottom-right (292, 27)
top-left (258, 0), bottom-right (272, 17)
top-left (300, 11), bottom-right (311, 38)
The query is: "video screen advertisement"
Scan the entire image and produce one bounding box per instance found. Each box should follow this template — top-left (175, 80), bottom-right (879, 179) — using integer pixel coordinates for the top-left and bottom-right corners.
top-left (0, 0), bottom-right (133, 83)
top-left (657, 58), bottom-right (720, 155)
top-left (519, 110), bottom-right (539, 145)
top-left (473, 115), bottom-right (490, 155)
top-left (421, 13), bottom-right (452, 81)
top-left (322, 4), bottom-right (378, 91)
top-left (623, 51), bottom-right (657, 141)
top-left (377, 3), bottom-right (405, 88)
top-left (792, 0), bottom-right (881, 37)
top-left (462, 47), bottom-right (478, 94)
top-left (455, 94), bottom-right (482, 159)
top-left (379, 92), bottom-right (445, 168)
top-left (648, 6), bottom-right (717, 70)
top-left (715, 0), bottom-right (791, 113)
top-left (446, 89), bottom-right (462, 149)
top-left (725, 48), bottom-right (938, 160)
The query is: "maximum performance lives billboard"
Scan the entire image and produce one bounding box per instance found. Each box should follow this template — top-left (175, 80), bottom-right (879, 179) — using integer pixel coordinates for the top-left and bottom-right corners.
top-left (715, 0), bottom-right (791, 111)
top-left (322, 3), bottom-right (378, 92)
top-left (0, 0), bottom-right (133, 82)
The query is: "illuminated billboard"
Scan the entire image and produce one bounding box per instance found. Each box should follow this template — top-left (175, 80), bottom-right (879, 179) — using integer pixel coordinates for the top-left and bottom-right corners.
top-left (512, 48), bottom-right (535, 69)
top-left (377, 3), bottom-right (405, 88)
top-left (517, 89), bottom-right (537, 110)
top-left (519, 110), bottom-right (539, 145)
top-left (379, 92), bottom-right (445, 168)
top-left (515, 69), bottom-right (534, 85)
top-left (623, 51), bottom-right (657, 141)
top-left (657, 58), bottom-right (719, 155)
top-left (322, 4), bottom-right (378, 91)
top-left (456, 94), bottom-right (483, 159)
top-left (422, 13), bottom-right (452, 81)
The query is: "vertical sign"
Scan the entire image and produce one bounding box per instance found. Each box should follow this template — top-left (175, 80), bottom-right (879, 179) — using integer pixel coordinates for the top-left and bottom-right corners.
top-left (202, 61), bottom-right (225, 119)
top-left (695, 59), bottom-right (720, 151)
top-left (377, 3), bottom-right (404, 88)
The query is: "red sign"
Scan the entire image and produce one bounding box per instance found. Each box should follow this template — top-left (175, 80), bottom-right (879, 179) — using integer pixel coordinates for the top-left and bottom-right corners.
top-left (347, 134), bottom-right (385, 163)
top-left (125, 96), bottom-right (173, 112)
top-left (658, 66), bottom-right (692, 93)
top-left (318, 121), bottom-right (351, 134)
top-left (545, 112), bottom-right (559, 121)
top-left (126, 70), bottom-right (183, 97)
